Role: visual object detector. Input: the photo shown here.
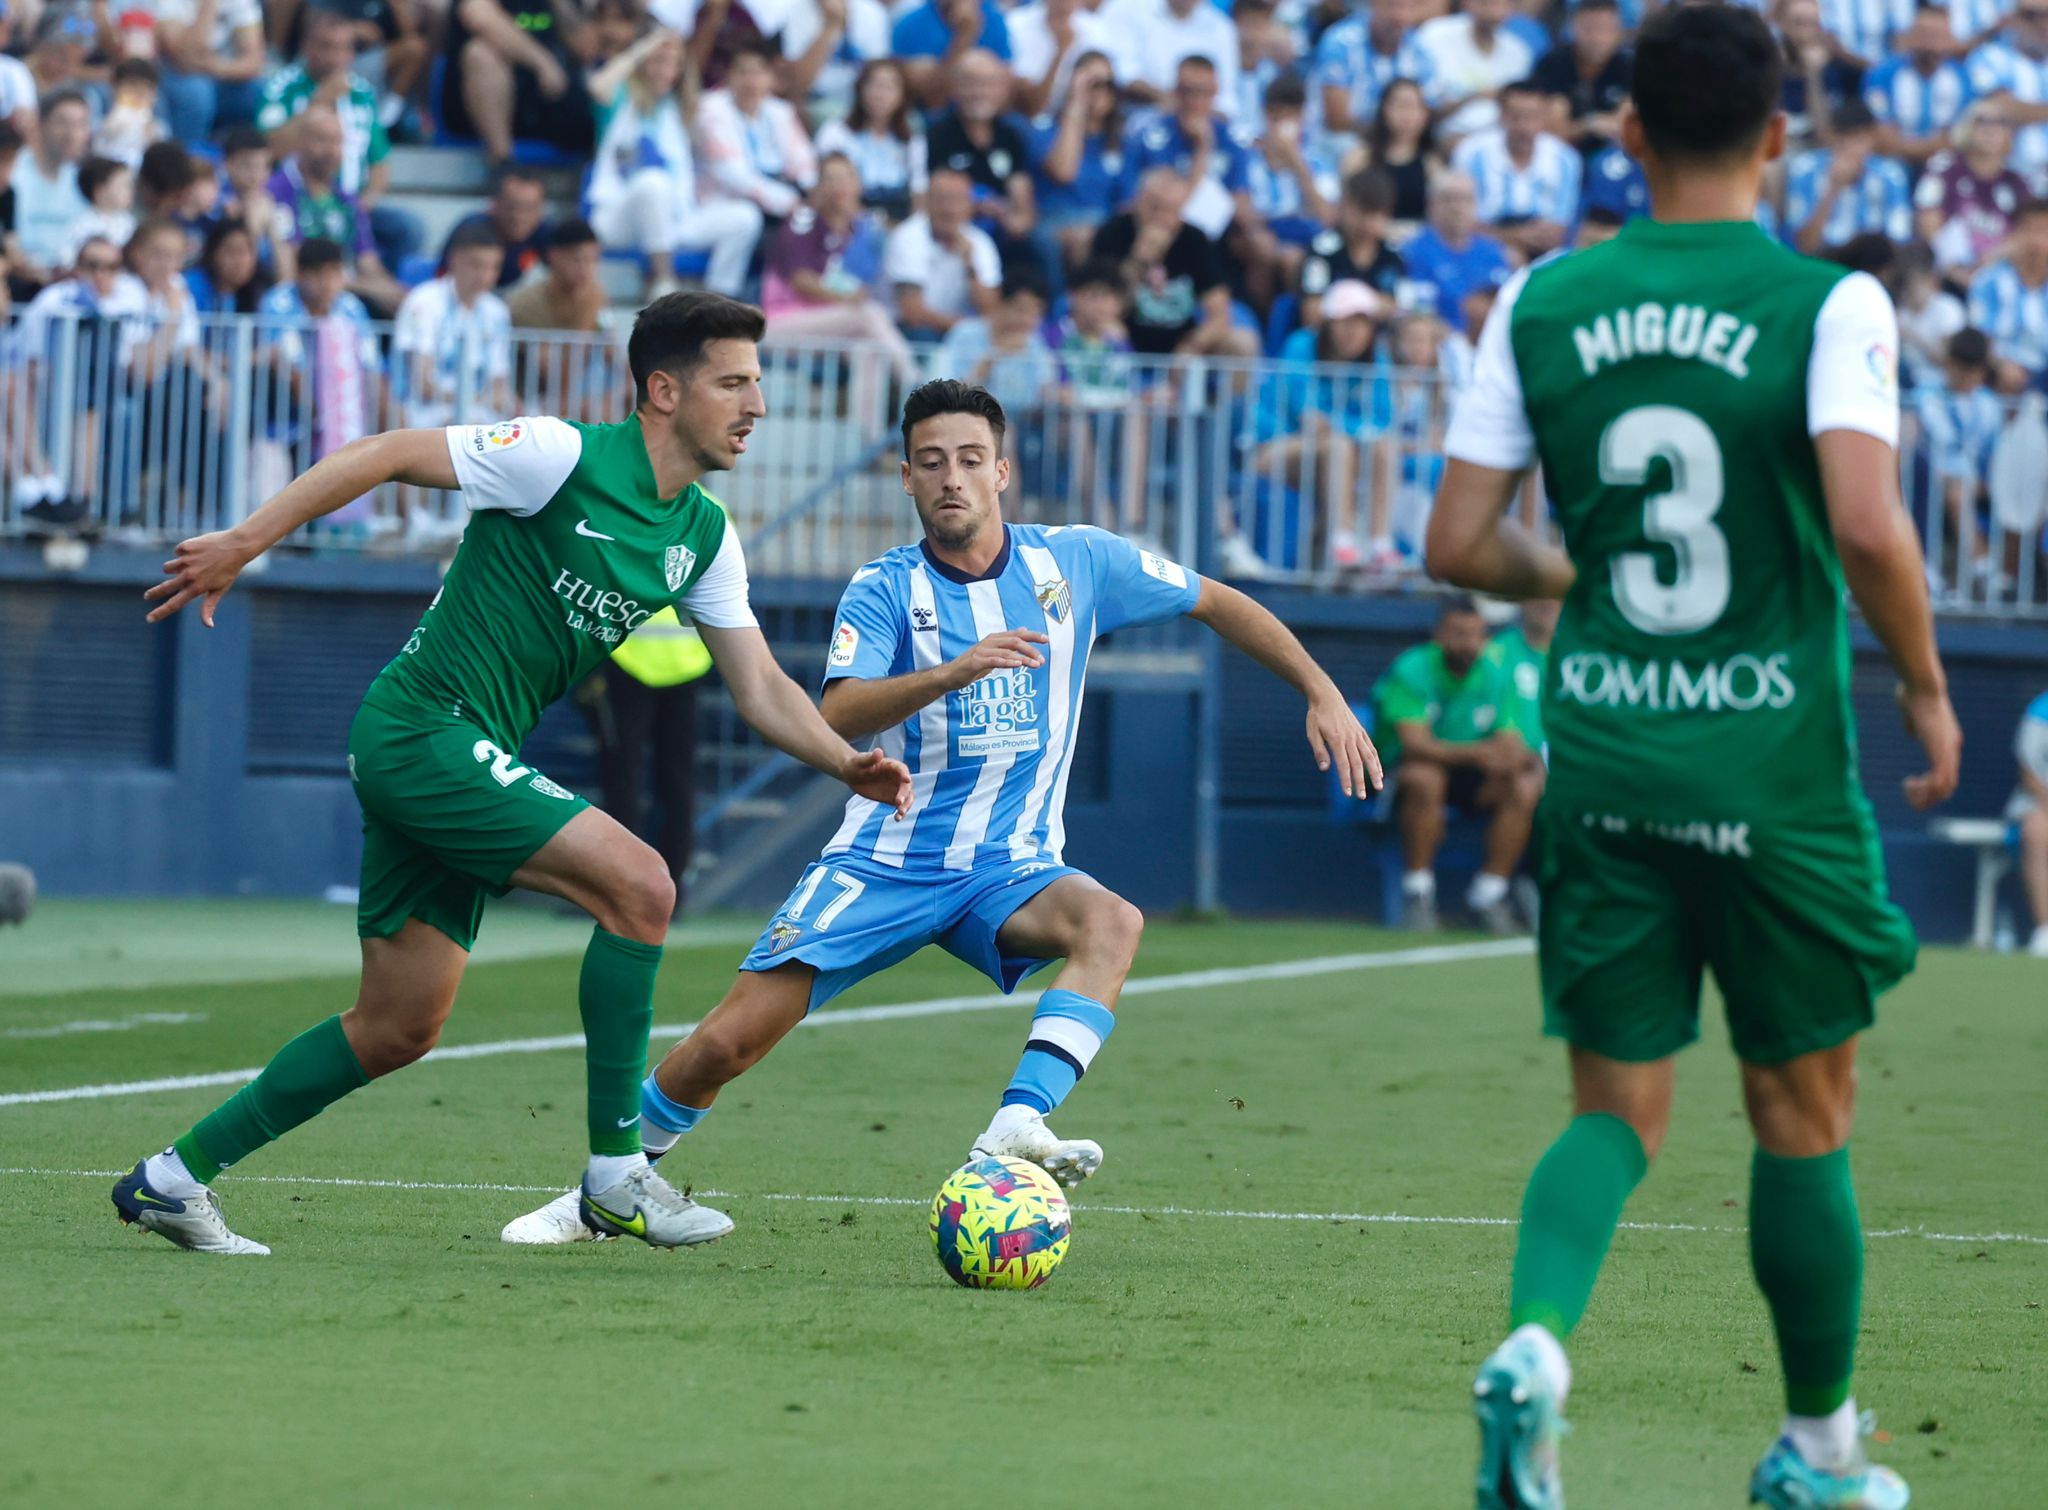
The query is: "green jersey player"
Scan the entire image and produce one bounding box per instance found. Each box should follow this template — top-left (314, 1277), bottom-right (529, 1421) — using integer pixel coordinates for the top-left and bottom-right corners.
top-left (114, 293), bottom-right (912, 1255)
top-left (1425, 8), bottom-right (1961, 1510)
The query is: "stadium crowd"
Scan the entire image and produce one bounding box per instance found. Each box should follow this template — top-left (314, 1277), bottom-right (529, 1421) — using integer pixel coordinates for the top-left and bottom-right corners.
top-left (1, 0), bottom-right (2046, 586)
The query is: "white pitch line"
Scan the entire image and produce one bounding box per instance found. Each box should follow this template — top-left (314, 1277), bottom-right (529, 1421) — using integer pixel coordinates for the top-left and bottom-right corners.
top-left (5, 1166), bottom-right (2042, 1247)
top-left (0, 939), bottom-right (1535, 1109)
top-left (3, 1012), bottom-right (207, 1040)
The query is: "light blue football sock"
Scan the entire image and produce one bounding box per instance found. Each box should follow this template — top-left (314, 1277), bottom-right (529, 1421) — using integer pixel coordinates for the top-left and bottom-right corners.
top-left (640, 1074), bottom-right (709, 1158)
top-left (1001, 989), bottom-right (1117, 1115)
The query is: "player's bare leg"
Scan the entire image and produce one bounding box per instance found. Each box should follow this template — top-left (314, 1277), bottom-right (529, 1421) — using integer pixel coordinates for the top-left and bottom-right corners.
top-left (507, 808), bottom-right (730, 1248)
top-left (968, 876), bottom-right (1145, 1187)
top-left (114, 921), bottom-right (469, 1254)
top-left (1395, 760), bottom-right (1448, 930)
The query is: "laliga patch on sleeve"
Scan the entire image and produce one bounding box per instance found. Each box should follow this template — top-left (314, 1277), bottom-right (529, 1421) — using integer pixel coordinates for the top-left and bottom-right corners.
top-left (828, 623), bottom-right (860, 668)
top-left (1864, 340), bottom-right (1896, 401)
top-left (1138, 550), bottom-right (1187, 589)
top-left (472, 419), bottom-right (526, 454)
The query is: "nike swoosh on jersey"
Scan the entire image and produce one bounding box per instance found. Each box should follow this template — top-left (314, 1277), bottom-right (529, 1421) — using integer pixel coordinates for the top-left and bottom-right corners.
top-left (575, 520), bottom-right (615, 541)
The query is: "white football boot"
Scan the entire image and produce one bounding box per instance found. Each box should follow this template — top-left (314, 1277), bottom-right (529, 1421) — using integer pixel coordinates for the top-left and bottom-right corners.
top-left (500, 1188), bottom-right (607, 1245)
top-left (112, 1160), bottom-right (270, 1255)
top-left (971, 1107), bottom-right (1104, 1188)
top-left (578, 1164), bottom-right (734, 1249)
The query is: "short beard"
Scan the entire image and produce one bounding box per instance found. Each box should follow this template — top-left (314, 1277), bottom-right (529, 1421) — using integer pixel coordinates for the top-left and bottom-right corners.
top-left (924, 508), bottom-right (981, 552)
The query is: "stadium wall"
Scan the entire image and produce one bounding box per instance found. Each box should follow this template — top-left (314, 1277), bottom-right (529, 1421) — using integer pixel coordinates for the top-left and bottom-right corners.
top-left (3, 546), bottom-right (2041, 943)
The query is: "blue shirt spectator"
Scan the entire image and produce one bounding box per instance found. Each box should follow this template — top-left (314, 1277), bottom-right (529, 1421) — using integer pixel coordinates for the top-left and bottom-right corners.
top-left (1822, 0), bottom-right (1918, 63)
top-left (1119, 110), bottom-right (1254, 206)
top-left (1968, 14), bottom-right (2048, 175)
top-left (1311, 3), bottom-right (1437, 136)
top-left (1030, 114), bottom-right (1125, 226)
top-left (892, 0), bottom-right (1011, 61)
top-left (1950, 0), bottom-right (2014, 44)
top-left (1916, 376), bottom-right (2006, 483)
top-left (1865, 6), bottom-right (1975, 152)
top-left (1453, 126), bottom-right (1582, 228)
top-left (1969, 212), bottom-right (2048, 379)
top-left (1580, 143), bottom-right (1648, 225)
top-left (1783, 110), bottom-right (1915, 251)
top-left (1400, 171), bottom-right (1511, 332)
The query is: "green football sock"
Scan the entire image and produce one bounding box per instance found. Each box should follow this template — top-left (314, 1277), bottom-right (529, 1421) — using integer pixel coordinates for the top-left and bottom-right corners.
top-left (580, 928), bottom-right (662, 1157)
top-left (1750, 1146), bottom-right (1863, 1417)
top-left (1508, 1111), bottom-right (1648, 1340)
top-left (175, 1015), bottom-right (369, 1183)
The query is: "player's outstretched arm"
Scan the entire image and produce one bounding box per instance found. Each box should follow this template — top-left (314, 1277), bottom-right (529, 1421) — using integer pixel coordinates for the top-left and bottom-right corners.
top-left (697, 622), bottom-right (913, 816)
top-left (144, 429), bottom-right (459, 627)
top-left (818, 630), bottom-right (1051, 741)
top-left (1186, 576), bottom-right (1383, 797)
top-left (1816, 428), bottom-right (1962, 810)
top-left (1424, 458), bottom-right (1576, 602)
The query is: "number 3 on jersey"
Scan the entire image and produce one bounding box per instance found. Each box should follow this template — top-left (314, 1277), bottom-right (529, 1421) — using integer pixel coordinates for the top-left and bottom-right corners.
top-left (1601, 405), bottom-right (1730, 635)
top-left (787, 866), bottom-right (866, 930)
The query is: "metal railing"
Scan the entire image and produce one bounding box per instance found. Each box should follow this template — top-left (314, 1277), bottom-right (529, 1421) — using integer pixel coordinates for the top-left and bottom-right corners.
top-left (4, 308), bottom-right (2044, 617)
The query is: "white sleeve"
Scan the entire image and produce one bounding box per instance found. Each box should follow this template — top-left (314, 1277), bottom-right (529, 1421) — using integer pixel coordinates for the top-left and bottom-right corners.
top-left (1443, 266), bottom-right (1537, 471)
top-left (968, 229), bottom-right (1003, 287)
top-left (393, 287), bottom-right (430, 353)
top-left (681, 523), bottom-right (760, 629)
top-left (883, 224), bottom-right (922, 286)
top-left (1806, 270), bottom-right (1900, 446)
top-left (445, 415), bottom-right (583, 515)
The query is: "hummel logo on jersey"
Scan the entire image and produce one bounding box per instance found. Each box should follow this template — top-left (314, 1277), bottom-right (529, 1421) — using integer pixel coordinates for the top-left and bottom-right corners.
top-left (574, 519), bottom-right (615, 541)
top-left (665, 544), bottom-right (697, 593)
top-left (912, 605), bottom-right (937, 632)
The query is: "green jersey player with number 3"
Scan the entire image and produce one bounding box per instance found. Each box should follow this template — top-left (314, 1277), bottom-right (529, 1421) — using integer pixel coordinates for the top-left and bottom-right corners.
top-left (1425, 8), bottom-right (1962, 1509)
top-left (113, 293), bottom-right (912, 1256)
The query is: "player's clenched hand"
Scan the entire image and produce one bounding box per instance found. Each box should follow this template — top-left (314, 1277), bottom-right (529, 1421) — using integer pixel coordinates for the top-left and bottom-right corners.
top-left (946, 630), bottom-right (1048, 690)
top-left (843, 747), bottom-right (915, 819)
top-left (1307, 694), bottom-right (1382, 798)
top-left (144, 530), bottom-right (254, 627)
top-left (1897, 682), bottom-right (1962, 811)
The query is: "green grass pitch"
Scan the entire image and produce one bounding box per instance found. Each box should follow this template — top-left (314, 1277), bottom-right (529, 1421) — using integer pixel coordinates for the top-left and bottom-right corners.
top-left (2, 907), bottom-right (2042, 1507)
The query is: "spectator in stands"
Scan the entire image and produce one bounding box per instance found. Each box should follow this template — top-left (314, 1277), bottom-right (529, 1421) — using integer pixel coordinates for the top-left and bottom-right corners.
top-left (136, 142), bottom-right (210, 230)
top-left (1360, 77), bottom-right (1440, 229)
top-left (1918, 103), bottom-right (2031, 275)
top-left (2011, 689), bottom-right (2048, 957)
top-left (0, 121), bottom-right (21, 302)
top-left (0, 3), bottom-right (36, 143)
top-left (1413, 0), bottom-right (1534, 141)
top-left (26, 9), bottom-right (103, 105)
top-left (1125, 54), bottom-right (1255, 239)
top-left (443, 0), bottom-right (597, 166)
top-left (267, 0), bottom-right (432, 114)
top-left (506, 217), bottom-right (620, 419)
top-left (8, 88), bottom-right (89, 290)
top-left (185, 215), bottom-right (268, 314)
top-left (1368, 307), bottom-right (1459, 569)
top-left (1529, 0), bottom-right (1629, 155)
top-left (507, 213), bottom-right (605, 332)
top-left (1046, 255), bottom-right (1142, 527)
top-left (885, 164), bottom-right (1001, 337)
top-left (258, 9), bottom-right (420, 277)
top-left (93, 59), bottom-right (164, 168)
top-left (1915, 325), bottom-right (2005, 592)
top-left (696, 38), bottom-right (819, 225)
top-left (1865, 2), bottom-right (1971, 166)
top-left (253, 236), bottom-right (385, 524)
top-left (1089, 164), bottom-right (1258, 358)
top-left (270, 106), bottom-right (405, 313)
top-left (1452, 79), bottom-right (1581, 258)
top-left (1372, 594), bottom-right (1543, 934)
top-left (1401, 167), bottom-right (1509, 332)
top-left (1893, 239), bottom-right (1966, 389)
top-left (927, 47), bottom-right (1040, 254)
top-left (892, 0), bottom-right (1011, 109)
top-left (137, 0), bottom-right (265, 142)
top-left (1030, 48), bottom-right (1125, 269)
top-left (442, 165), bottom-right (552, 288)
top-left (220, 127), bottom-right (295, 279)
top-left (1966, 0), bottom-right (2048, 181)
top-left (394, 219), bottom-right (513, 429)
top-left (1048, 255), bottom-right (1134, 407)
top-left (1970, 197), bottom-right (2048, 390)
top-left (1820, 0), bottom-right (1913, 69)
top-left (1778, 0), bottom-right (1863, 144)
top-left (778, 0), bottom-right (893, 118)
top-left (1314, 0), bottom-right (1432, 150)
top-left (1230, 0), bottom-right (1295, 131)
top-left (1245, 75), bottom-right (1339, 302)
top-left (932, 265), bottom-right (1056, 425)
top-left (1102, 0), bottom-right (1240, 119)
top-left (584, 27), bottom-right (765, 300)
top-left (1786, 100), bottom-right (1914, 254)
top-left (815, 57), bottom-right (926, 221)
top-left (123, 214), bottom-right (209, 517)
top-left (1300, 167), bottom-right (1403, 329)
top-left (760, 151), bottom-right (920, 419)
top-left (65, 157), bottom-right (136, 268)
top-left (1008, 0), bottom-right (1115, 118)
top-left (1580, 138), bottom-right (1649, 230)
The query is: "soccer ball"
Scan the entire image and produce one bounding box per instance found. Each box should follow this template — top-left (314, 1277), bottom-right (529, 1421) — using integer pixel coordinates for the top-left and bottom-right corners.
top-left (929, 1156), bottom-right (1071, 1289)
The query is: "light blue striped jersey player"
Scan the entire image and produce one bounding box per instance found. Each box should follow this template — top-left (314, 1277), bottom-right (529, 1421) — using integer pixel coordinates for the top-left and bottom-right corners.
top-left (820, 522), bottom-right (1200, 870)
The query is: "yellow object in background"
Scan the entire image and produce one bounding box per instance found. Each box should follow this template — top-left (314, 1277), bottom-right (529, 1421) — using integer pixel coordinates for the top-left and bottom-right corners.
top-left (610, 607), bottom-right (713, 688)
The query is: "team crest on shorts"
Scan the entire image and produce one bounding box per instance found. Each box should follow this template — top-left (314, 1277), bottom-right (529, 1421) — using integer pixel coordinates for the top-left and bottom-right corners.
top-left (768, 920), bottom-right (802, 954)
top-left (1035, 578), bottom-right (1071, 623)
top-left (665, 544), bottom-right (697, 593)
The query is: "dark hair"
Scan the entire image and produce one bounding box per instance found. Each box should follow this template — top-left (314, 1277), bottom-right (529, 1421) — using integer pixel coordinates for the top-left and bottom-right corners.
top-left (628, 291), bottom-right (766, 405)
top-left (1234, 0), bottom-right (1276, 15)
top-left (1000, 266), bottom-right (1051, 304)
top-left (1067, 49), bottom-right (1123, 139)
top-left (1581, 203), bottom-right (1626, 228)
top-left (1367, 75), bottom-right (1437, 163)
top-left (846, 56), bottom-right (914, 143)
top-left (1576, 0), bottom-right (1621, 14)
top-left (39, 87), bottom-right (89, 122)
top-left (78, 155), bottom-right (129, 203)
top-left (1263, 74), bottom-right (1307, 113)
top-left (1343, 166), bottom-right (1398, 216)
top-left (1438, 593), bottom-right (1484, 622)
top-left (729, 36), bottom-right (779, 68)
top-left (549, 216), bottom-right (598, 249)
top-left (297, 235), bottom-right (346, 273)
top-left (1501, 77), bottom-right (1547, 104)
top-left (0, 120), bottom-right (21, 156)
top-left (305, 6), bottom-right (358, 36)
top-left (113, 57), bottom-right (159, 88)
top-left (138, 140), bottom-right (195, 197)
top-left (447, 220), bottom-right (505, 256)
top-left (1631, 2), bottom-right (1782, 163)
top-left (1947, 327), bottom-right (1992, 368)
top-left (201, 214), bottom-right (256, 272)
top-left (900, 379), bottom-right (1007, 457)
top-left (123, 215), bottom-right (186, 262)
top-left (1070, 257), bottom-right (1126, 295)
top-left (490, 162), bottom-right (546, 198)
top-left (1828, 231), bottom-right (1895, 277)
top-left (222, 124), bottom-right (269, 157)
top-left (1177, 53), bottom-right (1217, 77)
top-left (1831, 99), bottom-right (1878, 134)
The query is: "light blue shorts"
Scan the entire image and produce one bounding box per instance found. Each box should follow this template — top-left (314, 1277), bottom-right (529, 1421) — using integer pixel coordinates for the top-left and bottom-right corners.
top-left (739, 852), bottom-right (1083, 1011)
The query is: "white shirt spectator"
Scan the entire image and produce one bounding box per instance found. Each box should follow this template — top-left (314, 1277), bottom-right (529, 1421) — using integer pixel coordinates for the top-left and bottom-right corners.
top-left (883, 213), bottom-right (1002, 323)
top-left (9, 155), bottom-right (87, 270)
top-left (393, 276), bottom-right (514, 427)
top-left (1452, 128), bottom-right (1582, 227)
top-left (1101, 0), bottom-right (1244, 117)
top-left (814, 118), bottom-right (929, 201)
top-left (17, 271), bottom-right (151, 371)
top-left (1413, 14), bottom-right (1534, 138)
top-left (779, 0), bottom-right (893, 109)
top-left (588, 91), bottom-right (766, 298)
top-left (0, 51), bottom-right (37, 127)
top-left (61, 210), bottom-right (139, 268)
top-left (1968, 37), bottom-right (2048, 172)
top-left (143, 0), bottom-right (262, 53)
top-left (695, 88), bottom-right (820, 218)
top-left (1822, 0), bottom-right (1916, 61)
top-left (1784, 147), bottom-right (1915, 246)
top-left (1009, 1), bottom-right (1119, 101)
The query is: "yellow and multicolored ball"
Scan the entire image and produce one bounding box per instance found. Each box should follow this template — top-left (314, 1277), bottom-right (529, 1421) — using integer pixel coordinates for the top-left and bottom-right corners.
top-left (929, 1156), bottom-right (1072, 1289)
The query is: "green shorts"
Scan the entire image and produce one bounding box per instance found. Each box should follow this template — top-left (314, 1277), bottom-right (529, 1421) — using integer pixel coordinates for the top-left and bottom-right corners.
top-left (1535, 803), bottom-right (1917, 1065)
top-left (347, 696), bottom-right (588, 951)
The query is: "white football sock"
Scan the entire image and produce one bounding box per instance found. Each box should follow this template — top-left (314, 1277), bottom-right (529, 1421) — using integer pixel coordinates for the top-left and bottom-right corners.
top-left (641, 1124), bottom-right (683, 1158)
top-left (1468, 872), bottom-right (1511, 909)
top-left (144, 1146), bottom-right (204, 1199)
top-left (1507, 1322), bottom-right (1572, 1407)
top-left (585, 1152), bottom-right (649, 1191)
top-left (978, 1103), bottom-right (1041, 1147)
top-left (1785, 1399), bottom-right (1858, 1471)
top-left (1402, 869), bottom-right (1436, 899)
